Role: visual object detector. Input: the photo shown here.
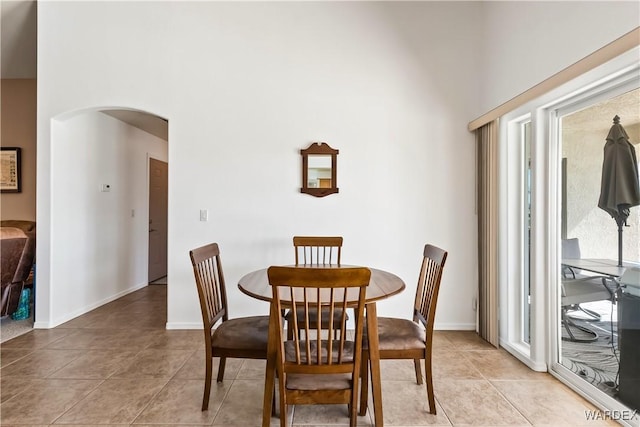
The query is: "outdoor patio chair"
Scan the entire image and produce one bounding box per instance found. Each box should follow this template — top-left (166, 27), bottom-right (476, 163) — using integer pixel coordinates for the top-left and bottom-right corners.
top-left (561, 238), bottom-right (616, 342)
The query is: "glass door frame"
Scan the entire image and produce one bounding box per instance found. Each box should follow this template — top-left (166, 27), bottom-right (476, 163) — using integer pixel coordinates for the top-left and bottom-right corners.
top-left (498, 49), bottom-right (640, 408)
top-left (499, 113), bottom-right (542, 368)
top-left (545, 69), bottom-right (639, 423)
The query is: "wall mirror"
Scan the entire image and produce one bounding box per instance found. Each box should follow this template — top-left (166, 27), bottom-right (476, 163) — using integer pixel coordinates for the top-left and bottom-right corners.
top-left (301, 142), bottom-right (338, 197)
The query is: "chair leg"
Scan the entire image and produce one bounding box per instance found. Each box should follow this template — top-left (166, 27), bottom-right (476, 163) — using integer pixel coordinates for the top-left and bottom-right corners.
top-left (424, 356), bottom-right (436, 415)
top-left (577, 304), bottom-right (602, 321)
top-left (271, 383), bottom-right (277, 416)
top-left (562, 309), bottom-right (598, 342)
top-left (358, 352), bottom-right (369, 416)
top-left (413, 359), bottom-right (423, 385)
top-left (271, 369), bottom-right (279, 416)
top-left (349, 401), bottom-right (357, 427)
top-left (202, 355), bottom-right (212, 411)
top-left (216, 356), bottom-right (226, 383)
top-left (278, 371), bottom-right (287, 427)
top-left (563, 313), bottom-right (578, 341)
top-left (280, 405), bottom-right (287, 427)
top-left (566, 303), bottom-right (602, 321)
top-left (350, 365), bottom-right (360, 427)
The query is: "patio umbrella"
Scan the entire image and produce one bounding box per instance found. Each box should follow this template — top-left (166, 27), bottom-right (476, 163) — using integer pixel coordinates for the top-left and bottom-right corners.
top-left (597, 115), bottom-right (640, 266)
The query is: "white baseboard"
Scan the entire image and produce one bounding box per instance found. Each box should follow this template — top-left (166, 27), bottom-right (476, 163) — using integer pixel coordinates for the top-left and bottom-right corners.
top-left (34, 281), bottom-right (148, 329)
top-left (166, 322), bottom-right (202, 330)
top-left (34, 295), bottom-right (477, 333)
top-left (433, 322), bottom-right (476, 331)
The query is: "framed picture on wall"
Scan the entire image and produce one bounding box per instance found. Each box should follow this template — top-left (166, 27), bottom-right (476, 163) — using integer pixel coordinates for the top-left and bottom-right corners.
top-left (1, 147), bottom-right (22, 193)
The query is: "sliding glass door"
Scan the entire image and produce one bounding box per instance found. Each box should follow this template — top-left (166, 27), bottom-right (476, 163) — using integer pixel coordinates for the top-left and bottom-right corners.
top-left (556, 86), bottom-right (640, 415)
top-left (500, 52), bottom-right (639, 422)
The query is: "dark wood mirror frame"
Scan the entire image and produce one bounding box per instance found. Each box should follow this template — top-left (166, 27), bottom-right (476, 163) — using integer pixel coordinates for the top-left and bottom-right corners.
top-left (301, 142), bottom-right (338, 197)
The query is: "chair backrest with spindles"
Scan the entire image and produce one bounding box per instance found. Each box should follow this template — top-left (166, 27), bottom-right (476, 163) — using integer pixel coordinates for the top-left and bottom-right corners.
top-left (413, 244), bottom-right (448, 338)
top-left (293, 236), bottom-right (342, 266)
top-left (189, 243), bottom-right (228, 333)
top-left (268, 266), bottom-right (369, 373)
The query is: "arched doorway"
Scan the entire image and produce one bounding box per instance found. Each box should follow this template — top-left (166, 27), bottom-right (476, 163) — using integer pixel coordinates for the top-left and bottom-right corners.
top-left (37, 107), bottom-right (168, 328)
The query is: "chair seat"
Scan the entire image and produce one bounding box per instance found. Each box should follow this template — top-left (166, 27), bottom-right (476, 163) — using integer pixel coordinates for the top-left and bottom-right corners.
top-left (562, 280), bottom-right (612, 306)
top-left (285, 306), bottom-right (348, 328)
top-left (212, 316), bottom-right (270, 352)
top-left (365, 317), bottom-right (425, 351)
top-left (287, 373), bottom-right (352, 391)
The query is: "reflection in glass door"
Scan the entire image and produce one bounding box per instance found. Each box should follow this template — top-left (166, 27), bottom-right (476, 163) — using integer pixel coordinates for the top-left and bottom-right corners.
top-left (558, 88), bottom-right (639, 413)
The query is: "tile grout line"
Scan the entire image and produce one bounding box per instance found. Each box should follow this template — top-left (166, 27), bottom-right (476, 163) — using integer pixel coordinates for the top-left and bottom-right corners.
top-left (433, 395), bottom-right (454, 426)
top-left (484, 378), bottom-right (535, 426)
top-left (129, 376), bottom-right (176, 425)
top-left (128, 334), bottom-right (201, 425)
top-left (49, 377), bottom-right (108, 425)
top-left (211, 360), bottom-right (251, 426)
top-left (445, 346), bottom-right (532, 426)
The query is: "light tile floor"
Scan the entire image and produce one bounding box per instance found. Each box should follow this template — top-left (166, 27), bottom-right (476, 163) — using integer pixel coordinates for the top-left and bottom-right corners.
top-left (0, 285), bottom-right (618, 426)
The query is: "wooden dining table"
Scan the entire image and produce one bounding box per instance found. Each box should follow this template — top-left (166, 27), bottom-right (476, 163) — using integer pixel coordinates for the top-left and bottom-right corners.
top-left (238, 265), bottom-right (406, 427)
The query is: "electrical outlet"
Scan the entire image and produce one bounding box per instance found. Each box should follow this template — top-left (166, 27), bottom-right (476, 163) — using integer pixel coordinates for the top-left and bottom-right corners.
top-left (472, 297), bottom-right (478, 311)
top-left (200, 209), bottom-right (208, 221)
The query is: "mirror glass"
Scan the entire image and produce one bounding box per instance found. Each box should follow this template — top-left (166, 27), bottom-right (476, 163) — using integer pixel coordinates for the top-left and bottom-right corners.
top-left (307, 155), bottom-right (332, 188)
top-left (300, 142), bottom-right (338, 197)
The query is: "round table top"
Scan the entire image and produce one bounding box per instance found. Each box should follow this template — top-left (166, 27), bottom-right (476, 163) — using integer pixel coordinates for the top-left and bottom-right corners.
top-left (238, 265), bottom-right (406, 304)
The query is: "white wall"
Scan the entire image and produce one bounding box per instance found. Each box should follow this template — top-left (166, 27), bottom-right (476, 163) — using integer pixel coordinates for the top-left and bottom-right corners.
top-left (38, 110), bottom-right (167, 326)
top-left (37, 2), bottom-right (482, 329)
top-left (477, 1), bottom-right (640, 118)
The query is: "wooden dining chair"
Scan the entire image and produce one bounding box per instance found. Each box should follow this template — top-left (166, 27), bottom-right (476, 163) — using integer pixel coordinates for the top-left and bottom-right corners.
top-left (359, 244), bottom-right (448, 416)
top-left (268, 266), bottom-right (371, 427)
top-left (189, 242), bottom-right (270, 411)
top-left (287, 236), bottom-right (346, 339)
top-left (294, 236), bottom-right (343, 266)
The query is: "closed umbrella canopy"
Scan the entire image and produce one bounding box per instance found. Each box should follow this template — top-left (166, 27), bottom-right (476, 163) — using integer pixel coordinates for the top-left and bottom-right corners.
top-left (597, 115), bottom-right (640, 265)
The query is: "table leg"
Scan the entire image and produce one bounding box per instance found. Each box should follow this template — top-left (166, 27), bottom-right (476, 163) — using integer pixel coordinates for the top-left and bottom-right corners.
top-left (366, 302), bottom-right (383, 427)
top-left (262, 303), bottom-right (278, 427)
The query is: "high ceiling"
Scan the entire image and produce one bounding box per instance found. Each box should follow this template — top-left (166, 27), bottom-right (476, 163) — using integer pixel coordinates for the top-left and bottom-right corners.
top-left (1, 1), bottom-right (168, 140)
